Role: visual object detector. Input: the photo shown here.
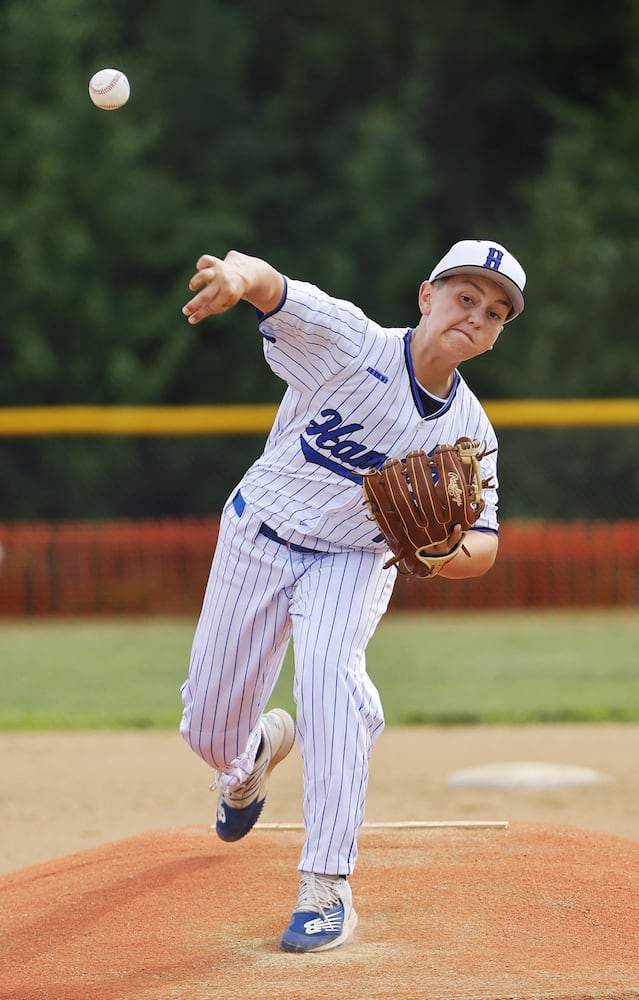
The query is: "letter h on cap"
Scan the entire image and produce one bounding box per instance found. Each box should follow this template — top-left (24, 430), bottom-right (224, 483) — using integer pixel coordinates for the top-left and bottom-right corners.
top-left (484, 247), bottom-right (503, 270)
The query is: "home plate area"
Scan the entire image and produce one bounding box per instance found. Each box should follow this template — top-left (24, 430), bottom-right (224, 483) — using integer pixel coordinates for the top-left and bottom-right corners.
top-left (1, 821), bottom-right (638, 1000)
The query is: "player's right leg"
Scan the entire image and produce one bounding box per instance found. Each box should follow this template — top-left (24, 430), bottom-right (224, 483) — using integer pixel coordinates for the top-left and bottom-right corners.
top-left (279, 546), bottom-right (395, 952)
top-left (179, 492), bottom-right (295, 838)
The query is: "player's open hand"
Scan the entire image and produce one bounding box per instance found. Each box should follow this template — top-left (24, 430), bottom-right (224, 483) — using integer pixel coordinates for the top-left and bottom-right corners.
top-left (182, 254), bottom-right (246, 324)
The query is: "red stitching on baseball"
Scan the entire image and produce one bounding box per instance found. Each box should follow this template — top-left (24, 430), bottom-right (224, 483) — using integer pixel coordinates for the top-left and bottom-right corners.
top-left (91, 73), bottom-right (124, 96)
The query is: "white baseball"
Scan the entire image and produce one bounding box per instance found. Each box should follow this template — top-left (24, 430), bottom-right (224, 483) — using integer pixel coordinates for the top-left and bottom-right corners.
top-left (88, 68), bottom-right (130, 110)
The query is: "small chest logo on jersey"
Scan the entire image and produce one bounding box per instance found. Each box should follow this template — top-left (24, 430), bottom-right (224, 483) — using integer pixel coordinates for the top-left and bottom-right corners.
top-left (366, 366), bottom-right (388, 384)
top-left (301, 408), bottom-right (388, 483)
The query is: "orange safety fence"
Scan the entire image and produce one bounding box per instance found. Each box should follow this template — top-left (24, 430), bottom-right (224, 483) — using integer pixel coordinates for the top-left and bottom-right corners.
top-left (393, 520), bottom-right (639, 611)
top-left (0, 518), bottom-right (638, 617)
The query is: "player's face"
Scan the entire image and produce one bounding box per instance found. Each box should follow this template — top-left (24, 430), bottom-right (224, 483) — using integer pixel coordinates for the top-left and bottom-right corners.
top-left (419, 275), bottom-right (510, 359)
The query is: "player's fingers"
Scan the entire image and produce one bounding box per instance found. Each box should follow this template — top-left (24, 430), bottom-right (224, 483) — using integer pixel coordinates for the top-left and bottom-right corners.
top-left (195, 253), bottom-right (218, 271)
top-left (183, 280), bottom-right (242, 323)
top-left (182, 288), bottom-right (219, 323)
top-left (187, 256), bottom-right (221, 292)
top-left (182, 255), bottom-right (243, 322)
top-left (187, 270), bottom-right (211, 293)
top-left (189, 261), bottom-right (222, 290)
top-left (183, 260), bottom-right (223, 322)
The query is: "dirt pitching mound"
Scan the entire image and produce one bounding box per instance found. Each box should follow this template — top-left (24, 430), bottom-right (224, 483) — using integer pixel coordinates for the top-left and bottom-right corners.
top-left (1, 822), bottom-right (638, 1000)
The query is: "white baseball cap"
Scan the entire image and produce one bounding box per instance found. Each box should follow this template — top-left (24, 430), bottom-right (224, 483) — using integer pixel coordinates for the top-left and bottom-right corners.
top-left (429, 239), bottom-right (526, 321)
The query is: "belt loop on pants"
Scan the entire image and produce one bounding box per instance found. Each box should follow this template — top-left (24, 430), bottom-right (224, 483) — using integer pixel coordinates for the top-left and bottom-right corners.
top-left (233, 490), bottom-right (320, 555)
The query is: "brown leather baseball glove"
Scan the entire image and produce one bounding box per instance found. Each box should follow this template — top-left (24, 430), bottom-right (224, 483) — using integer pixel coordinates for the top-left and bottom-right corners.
top-left (363, 437), bottom-right (493, 579)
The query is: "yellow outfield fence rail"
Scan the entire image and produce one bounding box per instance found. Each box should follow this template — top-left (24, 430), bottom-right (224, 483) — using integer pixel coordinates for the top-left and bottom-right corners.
top-left (0, 399), bottom-right (638, 435)
top-left (0, 405), bottom-right (279, 435)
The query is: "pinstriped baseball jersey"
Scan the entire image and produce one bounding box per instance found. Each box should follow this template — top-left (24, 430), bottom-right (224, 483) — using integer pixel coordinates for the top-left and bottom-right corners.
top-left (181, 269), bottom-right (502, 879)
top-left (237, 277), bottom-right (499, 551)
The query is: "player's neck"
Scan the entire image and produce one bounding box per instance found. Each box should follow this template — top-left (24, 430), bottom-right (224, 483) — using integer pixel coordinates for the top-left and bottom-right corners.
top-left (417, 370), bottom-right (454, 398)
top-left (410, 351), bottom-right (456, 398)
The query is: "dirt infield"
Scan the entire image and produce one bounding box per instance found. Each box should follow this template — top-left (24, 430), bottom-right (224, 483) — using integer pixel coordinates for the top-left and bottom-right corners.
top-left (2, 725), bottom-right (639, 999)
top-left (2, 823), bottom-right (639, 1000)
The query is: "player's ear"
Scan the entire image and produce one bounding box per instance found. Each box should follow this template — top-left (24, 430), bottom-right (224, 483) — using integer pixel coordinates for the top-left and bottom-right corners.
top-left (418, 280), bottom-right (435, 316)
top-left (487, 327), bottom-right (503, 351)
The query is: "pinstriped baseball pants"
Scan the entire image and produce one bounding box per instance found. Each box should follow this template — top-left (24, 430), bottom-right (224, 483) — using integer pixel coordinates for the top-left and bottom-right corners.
top-left (180, 491), bottom-right (396, 875)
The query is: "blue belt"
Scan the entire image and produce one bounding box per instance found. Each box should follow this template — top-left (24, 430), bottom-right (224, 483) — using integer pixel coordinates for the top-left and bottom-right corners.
top-left (232, 491), bottom-right (320, 555)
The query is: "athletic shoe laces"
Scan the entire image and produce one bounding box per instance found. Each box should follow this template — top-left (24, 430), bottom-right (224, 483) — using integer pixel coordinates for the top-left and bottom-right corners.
top-left (210, 739), bottom-right (269, 805)
top-left (221, 758), bottom-right (266, 803)
top-left (295, 873), bottom-right (345, 915)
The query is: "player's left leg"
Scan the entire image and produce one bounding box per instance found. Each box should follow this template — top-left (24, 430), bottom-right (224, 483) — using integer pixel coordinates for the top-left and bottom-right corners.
top-left (280, 548), bottom-right (395, 952)
top-left (213, 706), bottom-right (296, 842)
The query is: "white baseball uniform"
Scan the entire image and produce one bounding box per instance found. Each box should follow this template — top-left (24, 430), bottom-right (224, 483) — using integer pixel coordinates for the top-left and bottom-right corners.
top-left (180, 277), bottom-right (499, 875)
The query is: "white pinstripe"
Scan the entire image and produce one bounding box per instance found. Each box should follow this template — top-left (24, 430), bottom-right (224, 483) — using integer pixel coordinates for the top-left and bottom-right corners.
top-left (180, 276), bottom-right (499, 875)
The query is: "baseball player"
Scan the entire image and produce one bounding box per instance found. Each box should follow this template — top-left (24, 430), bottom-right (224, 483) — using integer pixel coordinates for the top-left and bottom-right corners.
top-left (180, 239), bottom-right (526, 952)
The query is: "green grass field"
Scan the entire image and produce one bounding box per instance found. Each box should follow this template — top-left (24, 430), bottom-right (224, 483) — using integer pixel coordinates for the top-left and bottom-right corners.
top-left (0, 610), bottom-right (637, 729)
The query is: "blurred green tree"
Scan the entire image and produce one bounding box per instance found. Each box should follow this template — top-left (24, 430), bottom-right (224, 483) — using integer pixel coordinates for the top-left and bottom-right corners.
top-left (0, 0), bottom-right (637, 517)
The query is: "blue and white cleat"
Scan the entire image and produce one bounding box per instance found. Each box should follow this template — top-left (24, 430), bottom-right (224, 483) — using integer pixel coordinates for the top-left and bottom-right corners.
top-left (214, 708), bottom-right (295, 843)
top-left (280, 872), bottom-right (358, 953)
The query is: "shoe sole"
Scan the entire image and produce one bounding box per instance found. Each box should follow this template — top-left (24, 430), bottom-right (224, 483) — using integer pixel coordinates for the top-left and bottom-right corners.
top-left (263, 709), bottom-right (296, 777)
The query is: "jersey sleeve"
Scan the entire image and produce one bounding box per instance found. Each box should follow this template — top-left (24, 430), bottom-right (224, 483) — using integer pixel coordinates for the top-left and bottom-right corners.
top-left (472, 424), bottom-right (499, 532)
top-left (256, 278), bottom-right (371, 391)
